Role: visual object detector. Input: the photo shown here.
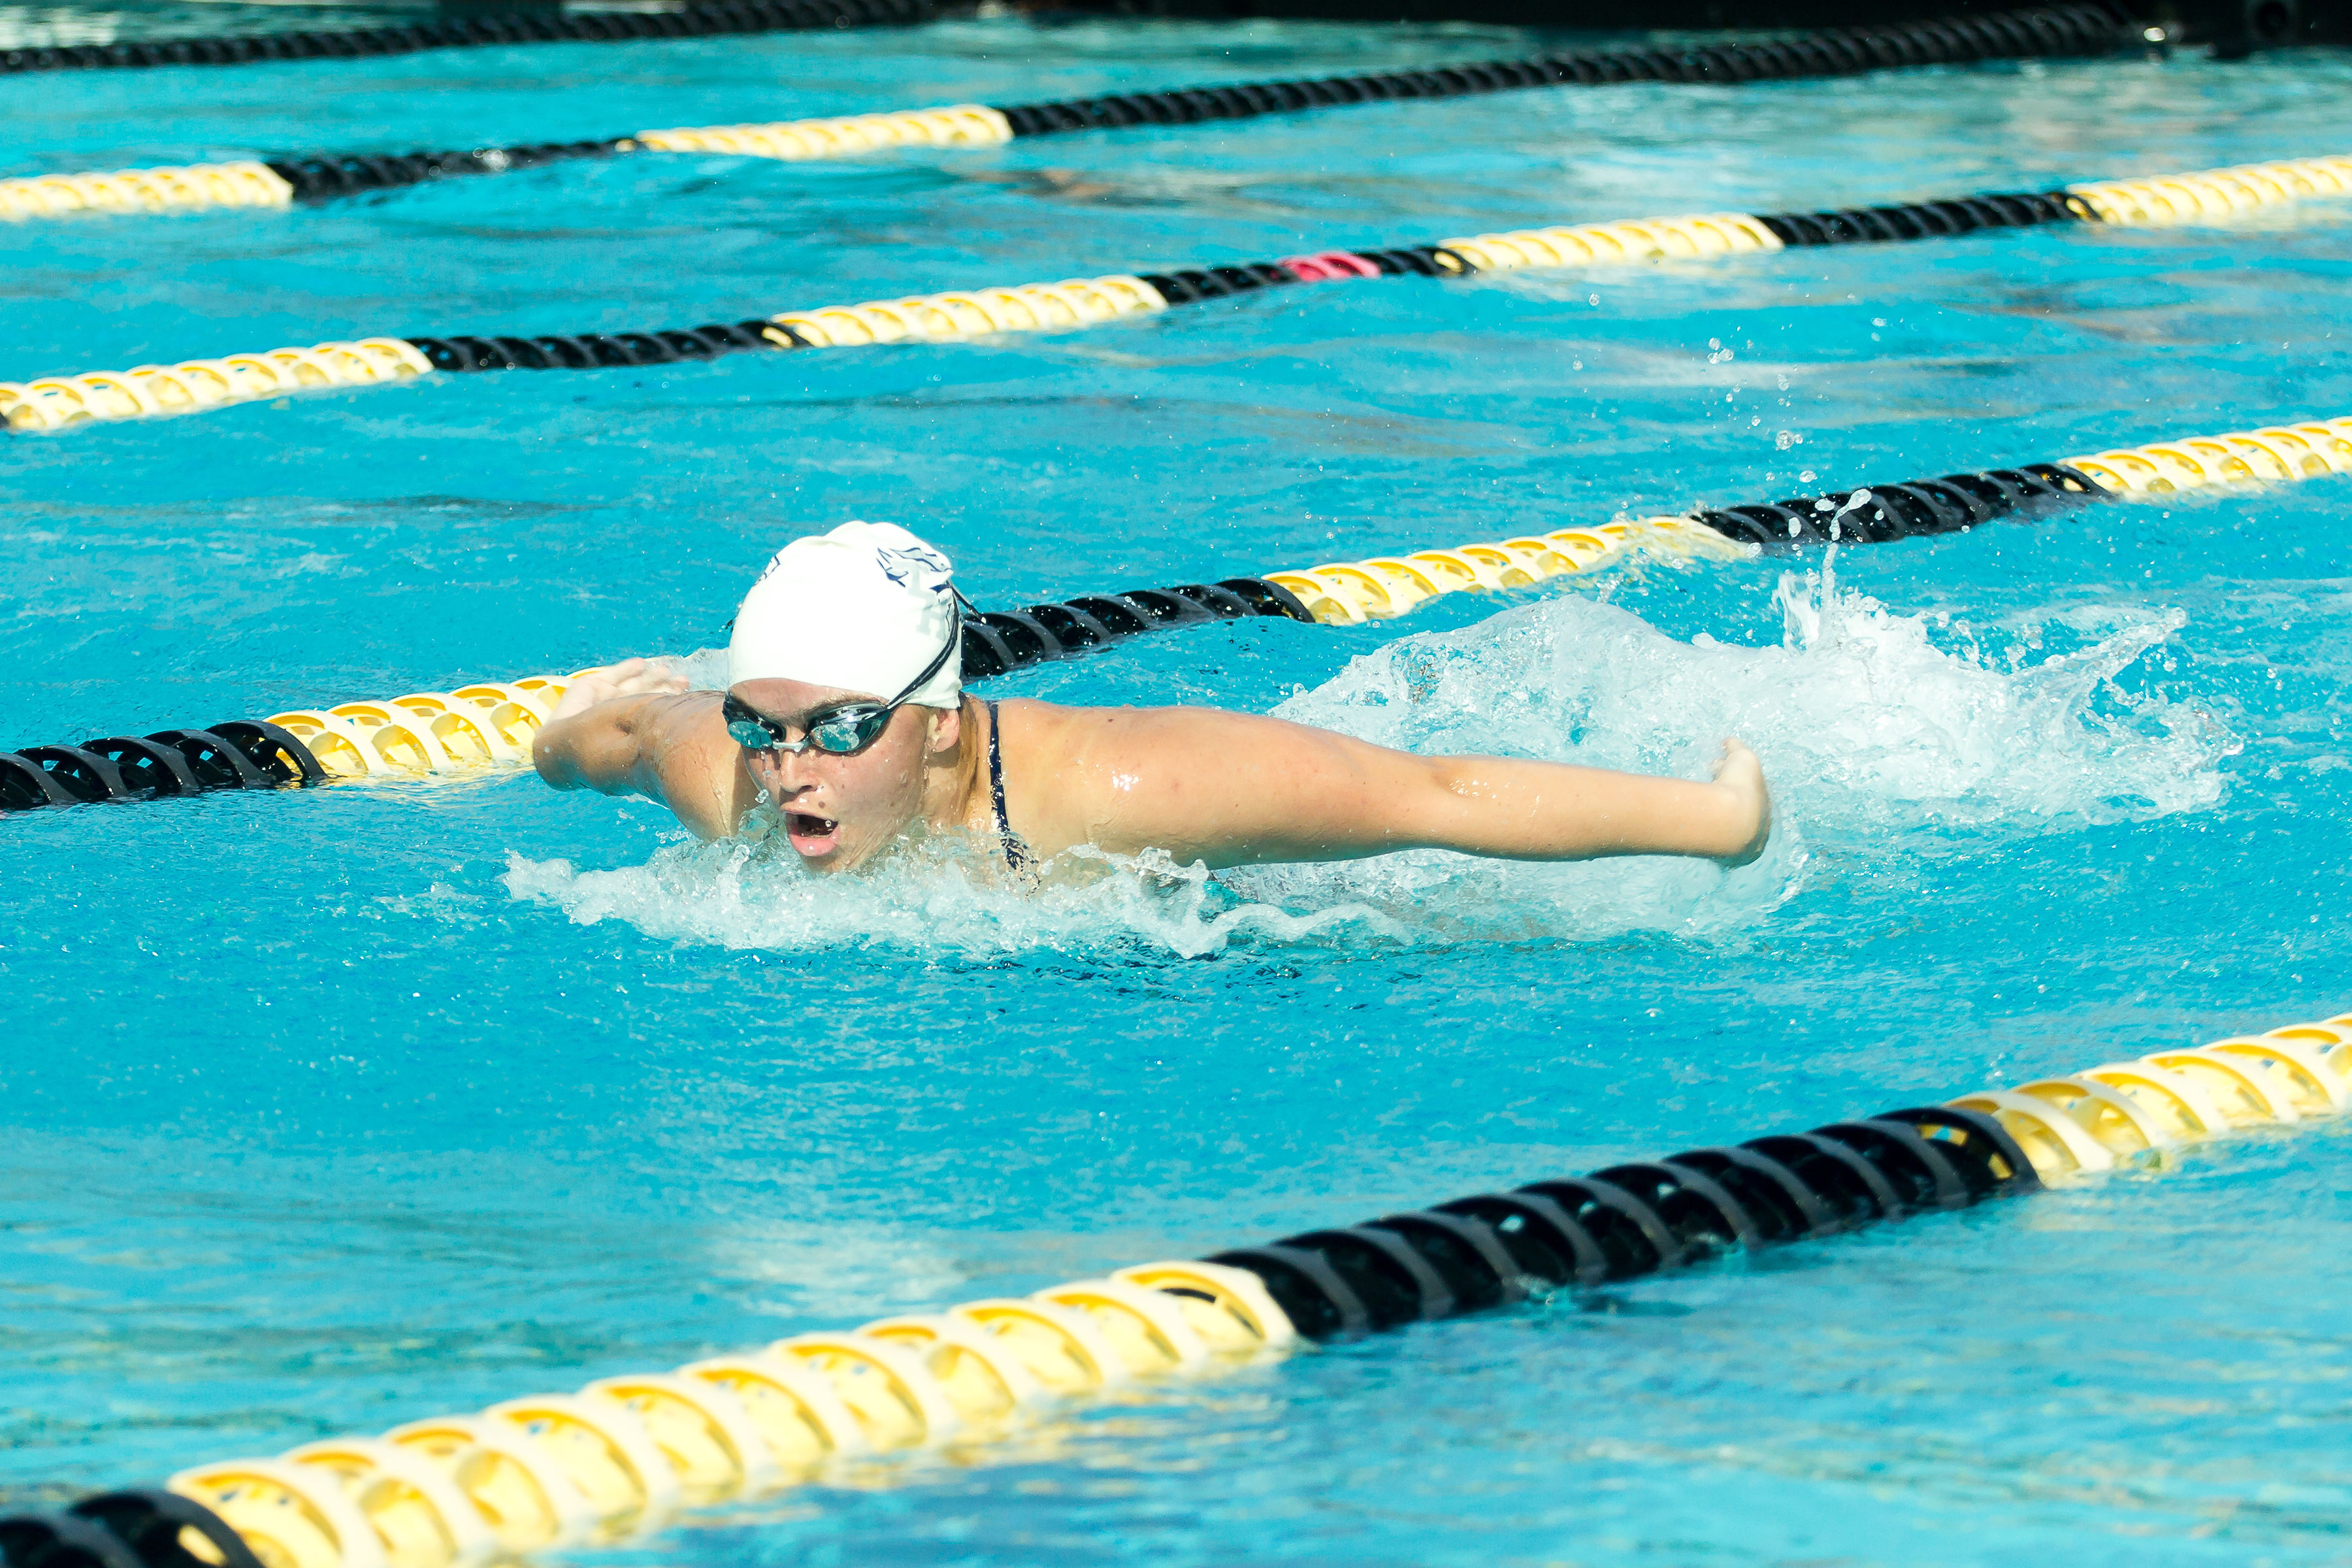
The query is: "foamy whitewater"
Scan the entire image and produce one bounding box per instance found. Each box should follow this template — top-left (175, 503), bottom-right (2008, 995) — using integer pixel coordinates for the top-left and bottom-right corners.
top-left (504, 563), bottom-right (2235, 960)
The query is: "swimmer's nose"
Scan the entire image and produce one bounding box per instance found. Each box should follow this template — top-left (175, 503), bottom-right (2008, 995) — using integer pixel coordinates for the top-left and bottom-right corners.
top-left (766, 746), bottom-right (826, 796)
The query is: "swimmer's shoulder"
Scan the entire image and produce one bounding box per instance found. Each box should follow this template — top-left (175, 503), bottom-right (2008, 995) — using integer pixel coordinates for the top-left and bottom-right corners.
top-left (642, 689), bottom-right (728, 757)
top-left (987, 699), bottom-right (1138, 854)
top-left (987, 698), bottom-right (1063, 777)
top-left (990, 696), bottom-right (1173, 760)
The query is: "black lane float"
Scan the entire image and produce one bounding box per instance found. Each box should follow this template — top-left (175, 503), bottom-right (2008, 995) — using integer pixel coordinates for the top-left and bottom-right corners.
top-left (0, 0), bottom-right (931, 74)
top-left (1208, 1103), bottom-right (2036, 1337)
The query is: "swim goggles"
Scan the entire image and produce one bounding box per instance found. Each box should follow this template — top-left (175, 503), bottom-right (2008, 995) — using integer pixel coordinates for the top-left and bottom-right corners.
top-left (723, 626), bottom-right (960, 758)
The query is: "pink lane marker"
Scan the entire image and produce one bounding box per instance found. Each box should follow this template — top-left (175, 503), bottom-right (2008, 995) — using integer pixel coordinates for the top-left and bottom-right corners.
top-left (1279, 250), bottom-right (1381, 282)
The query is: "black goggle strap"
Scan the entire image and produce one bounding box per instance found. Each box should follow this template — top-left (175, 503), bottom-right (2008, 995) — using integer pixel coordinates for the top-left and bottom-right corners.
top-left (881, 615), bottom-right (962, 709)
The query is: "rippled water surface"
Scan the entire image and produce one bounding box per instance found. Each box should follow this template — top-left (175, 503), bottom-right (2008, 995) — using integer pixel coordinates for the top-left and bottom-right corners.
top-left (7, 10), bottom-right (2352, 1563)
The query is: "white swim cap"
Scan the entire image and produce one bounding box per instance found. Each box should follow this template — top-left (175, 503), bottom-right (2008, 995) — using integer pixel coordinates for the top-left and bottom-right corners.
top-left (727, 521), bottom-right (963, 708)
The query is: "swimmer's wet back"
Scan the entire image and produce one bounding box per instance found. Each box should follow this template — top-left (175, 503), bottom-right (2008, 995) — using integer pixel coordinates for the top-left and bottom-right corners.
top-left (8, 9), bottom-right (2352, 1567)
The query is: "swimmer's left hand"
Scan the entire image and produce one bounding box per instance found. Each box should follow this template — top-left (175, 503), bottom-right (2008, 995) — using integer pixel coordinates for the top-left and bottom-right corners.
top-left (1709, 738), bottom-right (1772, 868)
top-left (549, 657), bottom-right (690, 721)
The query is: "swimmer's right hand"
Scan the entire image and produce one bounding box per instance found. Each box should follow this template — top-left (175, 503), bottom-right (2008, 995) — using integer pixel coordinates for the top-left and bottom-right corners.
top-left (548, 657), bottom-right (691, 721)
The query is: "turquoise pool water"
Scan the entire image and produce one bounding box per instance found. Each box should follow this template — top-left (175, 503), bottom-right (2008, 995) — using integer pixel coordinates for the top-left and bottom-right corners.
top-left (8, 12), bottom-right (2352, 1561)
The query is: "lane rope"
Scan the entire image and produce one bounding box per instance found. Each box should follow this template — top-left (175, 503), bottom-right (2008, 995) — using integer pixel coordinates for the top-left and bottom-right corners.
top-left (0, 578), bottom-right (1309, 809)
top-left (6, 406), bottom-right (2341, 813)
top-left (1, 339), bottom-right (433, 429)
top-left (1270, 414), bottom-right (2352, 621)
top-left (12, 152), bottom-right (2346, 435)
top-left (1, 1004), bottom-right (2343, 1568)
top-left (0, 0), bottom-right (930, 75)
top-left (2, 5), bottom-right (2135, 219)
top-left (0, 159), bottom-right (294, 219)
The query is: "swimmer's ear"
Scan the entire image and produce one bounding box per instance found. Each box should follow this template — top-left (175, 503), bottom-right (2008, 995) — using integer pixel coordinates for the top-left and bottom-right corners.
top-left (923, 702), bottom-right (963, 756)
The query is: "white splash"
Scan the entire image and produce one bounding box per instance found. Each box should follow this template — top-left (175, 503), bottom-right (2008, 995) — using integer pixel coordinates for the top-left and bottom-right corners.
top-left (1750, 558), bottom-right (2228, 826)
top-left (504, 835), bottom-right (1405, 962)
top-left (1295, 554), bottom-right (2227, 830)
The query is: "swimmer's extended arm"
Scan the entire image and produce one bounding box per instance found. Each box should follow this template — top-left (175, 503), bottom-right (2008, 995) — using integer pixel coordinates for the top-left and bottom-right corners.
top-left (1025, 706), bottom-right (1770, 869)
top-left (532, 661), bottom-right (756, 840)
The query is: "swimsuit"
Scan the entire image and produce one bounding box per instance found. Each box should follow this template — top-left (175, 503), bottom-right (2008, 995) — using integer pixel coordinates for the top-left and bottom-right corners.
top-left (985, 700), bottom-right (1036, 877)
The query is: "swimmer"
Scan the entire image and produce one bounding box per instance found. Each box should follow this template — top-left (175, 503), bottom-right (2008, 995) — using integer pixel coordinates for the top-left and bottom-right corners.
top-left (533, 522), bottom-right (1772, 877)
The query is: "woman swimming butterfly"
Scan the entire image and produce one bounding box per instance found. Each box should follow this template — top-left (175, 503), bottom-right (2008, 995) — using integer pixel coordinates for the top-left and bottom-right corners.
top-left (532, 522), bottom-right (1772, 877)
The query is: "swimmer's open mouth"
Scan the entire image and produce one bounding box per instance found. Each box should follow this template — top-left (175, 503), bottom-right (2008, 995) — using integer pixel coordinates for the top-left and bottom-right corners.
top-left (785, 812), bottom-right (840, 856)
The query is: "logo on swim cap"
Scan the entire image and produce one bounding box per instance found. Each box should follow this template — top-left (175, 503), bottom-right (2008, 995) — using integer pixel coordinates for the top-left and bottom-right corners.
top-left (874, 538), bottom-right (950, 593)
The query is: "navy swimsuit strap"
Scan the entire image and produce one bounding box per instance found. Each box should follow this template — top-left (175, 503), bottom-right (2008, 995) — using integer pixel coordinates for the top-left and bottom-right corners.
top-left (985, 700), bottom-right (1032, 874)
